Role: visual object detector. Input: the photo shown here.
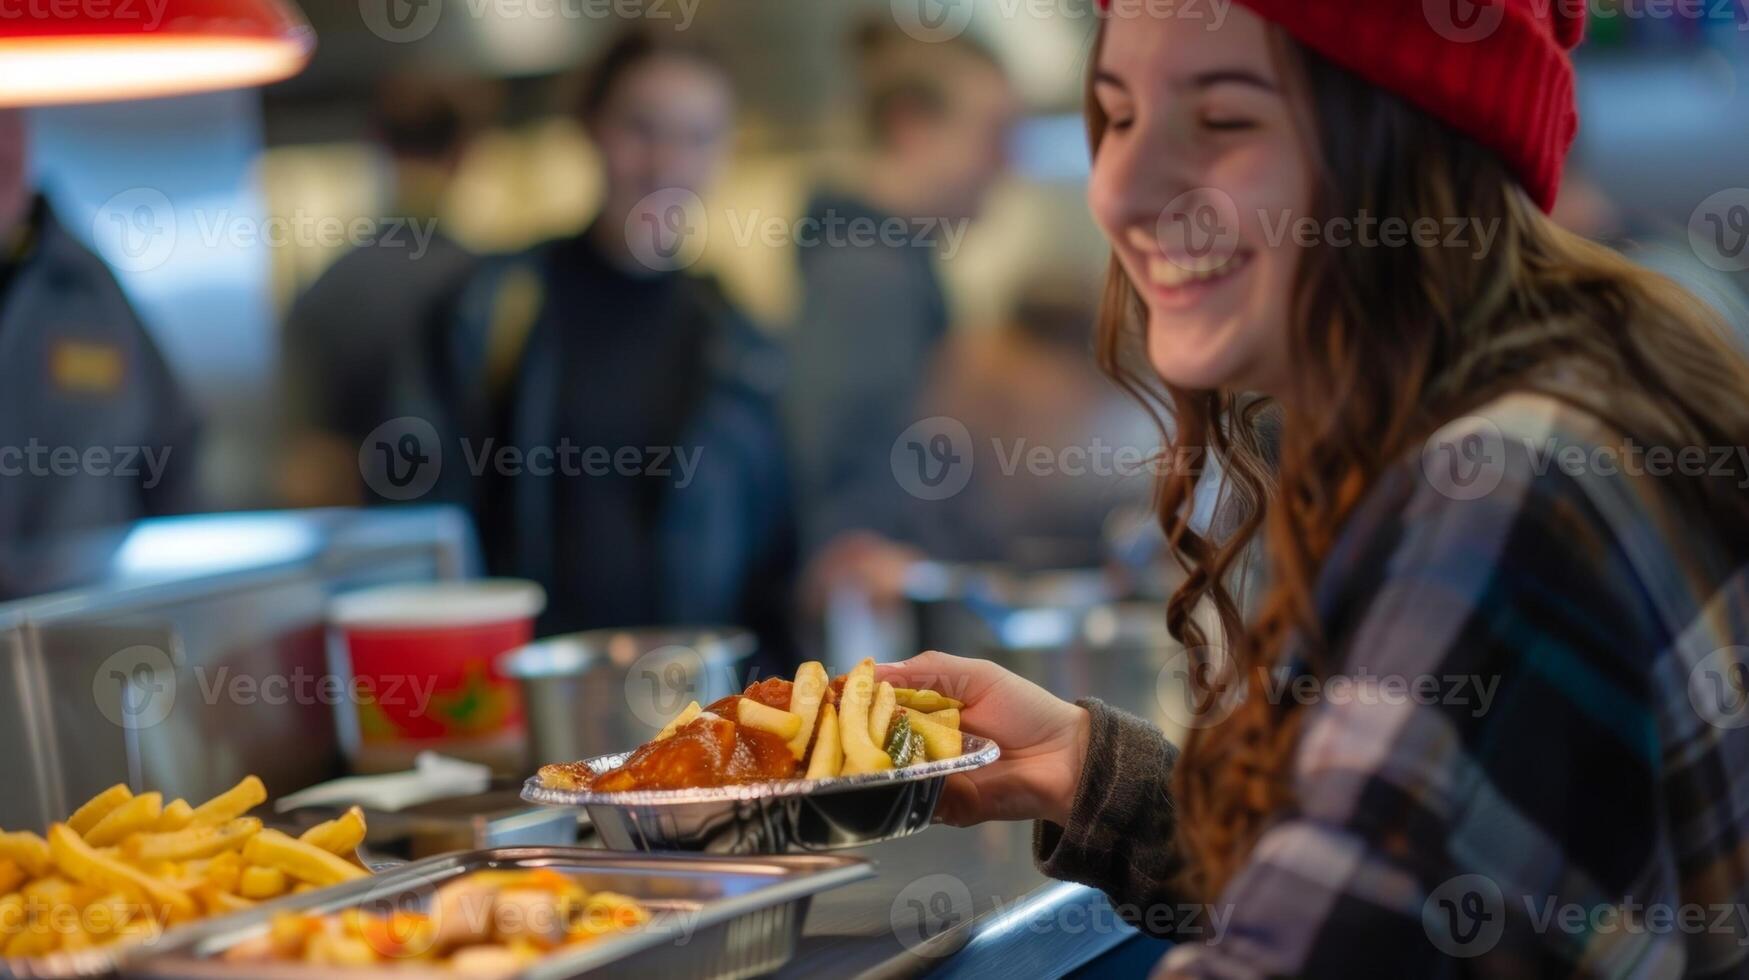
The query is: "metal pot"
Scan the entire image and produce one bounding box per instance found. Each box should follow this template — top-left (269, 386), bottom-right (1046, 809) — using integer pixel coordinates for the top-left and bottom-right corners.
top-left (502, 628), bottom-right (755, 773)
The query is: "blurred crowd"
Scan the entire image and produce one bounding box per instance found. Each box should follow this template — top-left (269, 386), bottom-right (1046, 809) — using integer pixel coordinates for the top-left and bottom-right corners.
top-left (0, 21), bottom-right (1158, 664)
top-left (3, 17), bottom-right (1745, 665)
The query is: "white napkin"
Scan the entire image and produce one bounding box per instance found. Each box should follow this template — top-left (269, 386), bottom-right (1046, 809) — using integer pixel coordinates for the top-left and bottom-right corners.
top-left (274, 753), bottom-right (492, 813)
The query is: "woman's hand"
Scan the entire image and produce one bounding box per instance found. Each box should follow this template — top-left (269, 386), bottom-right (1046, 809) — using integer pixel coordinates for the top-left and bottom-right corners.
top-left (876, 651), bottom-right (1090, 827)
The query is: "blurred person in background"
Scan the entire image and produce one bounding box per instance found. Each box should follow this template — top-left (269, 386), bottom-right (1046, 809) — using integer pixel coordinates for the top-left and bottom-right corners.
top-left (1552, 158), bottom-right (1749, 356)
top-left (785, 21), bottom-right (1019, 608)
top-left (279, 76), bottom-right (481, 508)
top-left (402, 29), bottom-right (795, 666)
top-left (0, 108), bottom-right (201, 548)
top-left (910, 279), bottom-right (1157, 570)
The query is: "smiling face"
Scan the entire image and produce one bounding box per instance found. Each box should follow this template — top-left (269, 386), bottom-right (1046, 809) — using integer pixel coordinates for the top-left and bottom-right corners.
top-left (1088, 8), bottom-right (1313, 397)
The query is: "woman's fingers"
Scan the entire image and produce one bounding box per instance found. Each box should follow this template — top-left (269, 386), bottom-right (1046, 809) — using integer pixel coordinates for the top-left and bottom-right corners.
top-left (874, 650), bottom-right (995, 706)
top-left (931, 774), bottom-right (980, 827)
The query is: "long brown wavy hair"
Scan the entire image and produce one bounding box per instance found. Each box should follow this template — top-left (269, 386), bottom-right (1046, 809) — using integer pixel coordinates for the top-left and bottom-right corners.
top-left (1088, 25), bottom-right (1749, 897)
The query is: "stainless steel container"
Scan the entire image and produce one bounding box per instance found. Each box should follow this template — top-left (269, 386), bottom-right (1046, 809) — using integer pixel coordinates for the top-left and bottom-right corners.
top-left (502, 629), bottom-right (754, 776)
top-left (521, 735), bottom-right (1000, 853)
top-left (120, 846), bottom-right (873, 980)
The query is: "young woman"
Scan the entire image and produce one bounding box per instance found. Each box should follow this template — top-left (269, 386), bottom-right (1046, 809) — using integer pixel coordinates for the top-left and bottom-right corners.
top-left (880, 2), bottom-right (1749, 975)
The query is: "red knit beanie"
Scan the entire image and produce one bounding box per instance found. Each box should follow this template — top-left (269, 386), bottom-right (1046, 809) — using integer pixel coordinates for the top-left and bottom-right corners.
top-left (1096, 0), bottom-right (1584, 212)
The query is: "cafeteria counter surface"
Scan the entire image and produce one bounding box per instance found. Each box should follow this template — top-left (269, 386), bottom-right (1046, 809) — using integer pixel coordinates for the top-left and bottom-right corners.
top-left (775, 820), bottom-right (1137, 978)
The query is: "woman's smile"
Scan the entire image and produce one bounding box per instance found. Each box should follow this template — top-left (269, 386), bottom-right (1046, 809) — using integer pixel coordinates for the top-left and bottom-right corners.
top-left (1147, 252), bottom-right (1255, 310)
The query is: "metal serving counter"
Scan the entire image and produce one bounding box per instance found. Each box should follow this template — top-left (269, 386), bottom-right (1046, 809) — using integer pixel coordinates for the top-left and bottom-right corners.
top-left (778, 823), bottom-right (1138, 979)
top-left (0, 506), bottom-right (478, 829)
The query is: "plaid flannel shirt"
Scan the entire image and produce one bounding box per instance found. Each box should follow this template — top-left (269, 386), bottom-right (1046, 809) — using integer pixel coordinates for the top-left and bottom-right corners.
top-left (1035, 391), bottom-right (1749, 977)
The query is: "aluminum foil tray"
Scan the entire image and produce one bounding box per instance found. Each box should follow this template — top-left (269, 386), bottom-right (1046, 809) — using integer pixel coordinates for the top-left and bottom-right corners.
top-left (116, 846), bottom-right (872, 980)
top-left (520, 735), bottom-right (1000, 853)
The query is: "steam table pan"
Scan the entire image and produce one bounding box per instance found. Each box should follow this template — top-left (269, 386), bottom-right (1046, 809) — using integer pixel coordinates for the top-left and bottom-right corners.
top-left (117, 846), bottom-right (872, 980)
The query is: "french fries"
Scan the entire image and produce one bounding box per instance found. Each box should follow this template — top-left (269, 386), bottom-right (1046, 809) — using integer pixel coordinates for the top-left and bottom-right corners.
top-left (84, 792), bottom-right (162, 847)
top-left (0, 778), bottom-right (369, 959)
top-left (805, 703), bottom-right (843, 779)
top-left (238, 865), bottom-right (288, 900)
top-left (900, 706), bottom-right (965, 761)
top-left (66, 784), bottom-right (132, 836)
top-left (126, 817), bottom-right (262, 863)
top-left (736, 699), bottom-right (803, 740)
top-left (189, 776), bottom-right (266, 827)
top-left (47, 824), bottom-right (197, 922)
top-left (785, 662), bottom-right (828, 760)
top-left (243, 830), bottom-right (368, 888)
top-left (868, 681), bottom-right (898, 746)
top-left (0, 831), bottom-right (51, 877)
top-left (155, 799), bottom-right (195, 832)
top-left (927, 707), bottom-right (961, 729)
top-left (838, 660), bottom-right (895, 776)
top-left (298, 806), bottom-right (366, 855)
top-left (653, 701), bottom-right (702, 741)
top-left (894, 688), bottom-right (963, 712)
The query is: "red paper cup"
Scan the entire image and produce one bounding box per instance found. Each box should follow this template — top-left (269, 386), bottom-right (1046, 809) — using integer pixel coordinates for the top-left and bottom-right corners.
top-left (330, 580), bottom-right (546, 772)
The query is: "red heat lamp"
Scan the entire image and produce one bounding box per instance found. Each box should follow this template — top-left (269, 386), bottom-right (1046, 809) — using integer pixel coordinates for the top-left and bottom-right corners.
top-left (0, 0), bottom-right (315, 106)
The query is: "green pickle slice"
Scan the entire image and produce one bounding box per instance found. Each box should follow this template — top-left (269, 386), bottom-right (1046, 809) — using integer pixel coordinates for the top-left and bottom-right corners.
top-left (885, 714), bottom-right (917, 767)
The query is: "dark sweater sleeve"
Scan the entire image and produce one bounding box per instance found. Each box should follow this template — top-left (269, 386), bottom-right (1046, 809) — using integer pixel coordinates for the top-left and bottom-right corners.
top-left (1033, 699), bottom-right (1189, 937)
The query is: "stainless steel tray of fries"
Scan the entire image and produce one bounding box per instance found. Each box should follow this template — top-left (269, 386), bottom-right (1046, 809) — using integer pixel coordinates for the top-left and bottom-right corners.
top-left (116, 846), bottom-right (873, 980)
top-left (0, 778), bottom-right (375, 979)
top-left (520, 735), bottom-right (999, 853)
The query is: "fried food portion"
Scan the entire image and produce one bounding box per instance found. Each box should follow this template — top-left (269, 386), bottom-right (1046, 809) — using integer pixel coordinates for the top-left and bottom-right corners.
top-left (221, 868), bottom-right (649, 971)
top-left (546, 660), bottom-right (971, 793)
top-left (0, 779), bottom-right (370, 957)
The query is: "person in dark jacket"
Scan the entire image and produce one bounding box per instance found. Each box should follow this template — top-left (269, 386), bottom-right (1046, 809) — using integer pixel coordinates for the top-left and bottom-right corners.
top-left (785, 21), bottom-right (1018, 608)
top-left (0, 108), bottom-right (201, 550)
top-left (392, 31), bottom-right (795, 668)
top-left (279, 76), bottom-right (480, 508)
